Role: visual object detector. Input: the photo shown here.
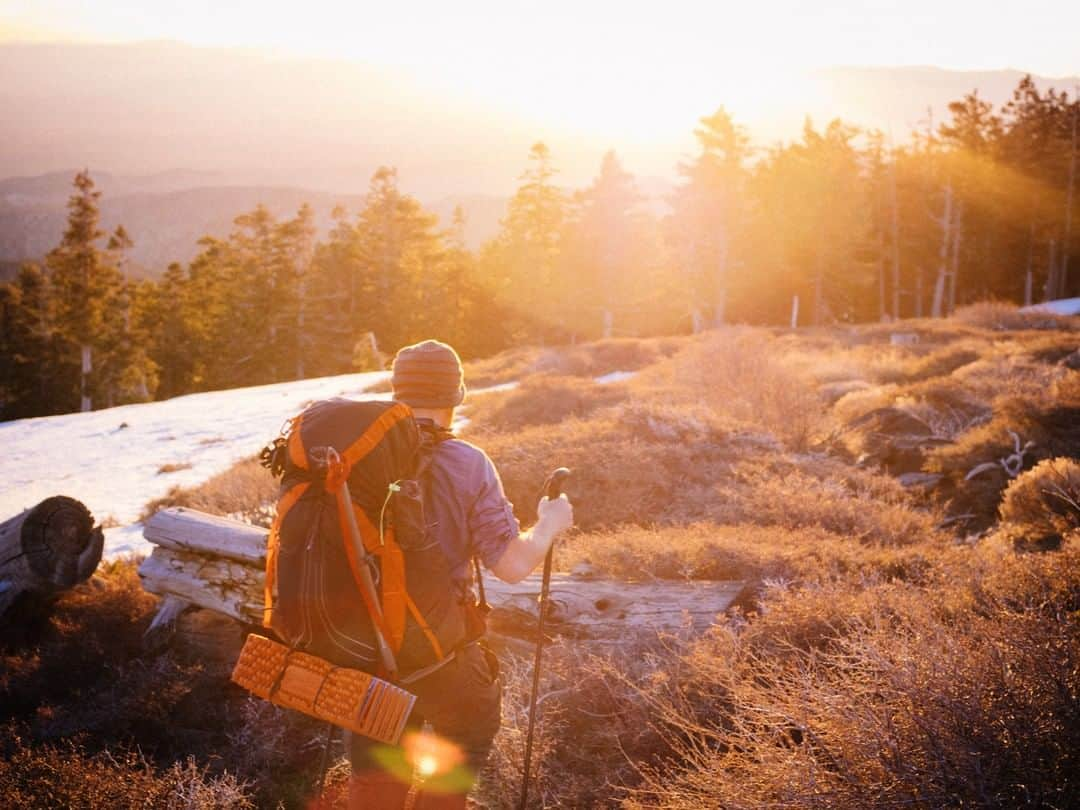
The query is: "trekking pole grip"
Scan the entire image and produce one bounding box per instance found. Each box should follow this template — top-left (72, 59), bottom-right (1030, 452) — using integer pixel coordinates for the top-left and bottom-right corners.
top-left (544, 467), bottom-right (570, 501)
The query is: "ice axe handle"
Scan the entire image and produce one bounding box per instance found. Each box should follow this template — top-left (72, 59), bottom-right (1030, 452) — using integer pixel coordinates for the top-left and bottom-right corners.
top-left (544, 467), bottom-right (571, 501)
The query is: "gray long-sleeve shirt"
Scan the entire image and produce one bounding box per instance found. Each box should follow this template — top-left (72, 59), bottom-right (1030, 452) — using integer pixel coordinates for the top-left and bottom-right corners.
top-left (423, 436), bottom-right (521, 590)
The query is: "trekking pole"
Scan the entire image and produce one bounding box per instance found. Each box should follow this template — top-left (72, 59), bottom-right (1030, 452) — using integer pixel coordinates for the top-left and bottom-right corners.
top-left (313, 446), bottom-right (399, 679)
top-left (519, 467), bottom-right (571, 810)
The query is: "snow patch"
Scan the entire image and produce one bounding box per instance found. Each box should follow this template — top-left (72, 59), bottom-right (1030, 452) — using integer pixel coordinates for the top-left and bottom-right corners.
top-left (1, 371), bottom-right (390, 558)
top-left (1020, 297), bottom-right (1080, 316)
top-left (469, 381), bottom-right (520, 395)
top-left (595, 370), bottom-right (637, 385)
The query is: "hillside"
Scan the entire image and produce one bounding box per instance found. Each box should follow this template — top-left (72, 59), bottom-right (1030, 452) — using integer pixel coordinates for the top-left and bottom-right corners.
top-left (1, 309), bottom-right (1078, 808)
top-left (0, 179), bottom-right (509, 275)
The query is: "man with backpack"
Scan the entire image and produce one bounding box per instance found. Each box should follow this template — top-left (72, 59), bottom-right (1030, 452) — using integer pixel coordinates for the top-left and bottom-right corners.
top-left (345, 339), bottom-right (574, 808)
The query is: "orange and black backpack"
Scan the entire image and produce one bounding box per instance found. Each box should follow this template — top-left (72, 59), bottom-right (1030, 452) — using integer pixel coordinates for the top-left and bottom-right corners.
top-left (259, 398), bottom-right (468, 678)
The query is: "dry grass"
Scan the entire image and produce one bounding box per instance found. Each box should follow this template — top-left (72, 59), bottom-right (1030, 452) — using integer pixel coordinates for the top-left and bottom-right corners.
top-left (0, 560), bottom-right (340, 809)
top-left (0, 742), bottom-right (254, 810)
top-left (555, 523), bottom-right (950, 588)
top-left (140, 457), bottom-right (278, 525)
top-left (157, 462), bottom-right (194, 474)
top-left (952, 300), bottom-right (1080, 332)
top-left (999, 457), bottom-right (1080, 547)
top-left (925, 370), bottom-right (1080, 527)
top-left (466, 374), bottom-right (630, 434)
top-left (18, 314), bottom-right (1077, 808)
top-left (620, 546), bottom-right (1080, 810)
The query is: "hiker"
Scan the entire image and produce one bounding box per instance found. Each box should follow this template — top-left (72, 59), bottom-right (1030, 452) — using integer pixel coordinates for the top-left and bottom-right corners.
top-left (349, 339), bottom-right (574, 809)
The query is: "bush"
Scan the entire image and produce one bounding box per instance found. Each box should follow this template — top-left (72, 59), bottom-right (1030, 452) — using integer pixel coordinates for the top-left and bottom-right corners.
top-left (0, 560), bottom-right (340, 809)
top-left (0, 740), bottom-right (254, 810)
top-left (878, 343), bottom-right (983, 384)
top-left (140, 457), bottom-right (277, 525)
top-left (707, 457), bottom-right (943, 547)
top-left (623, 550), bottom-right (1080, 810)
top-left (646, 329), bottom-right (829, 450)
top-left (953, 300), bottom-right (1079, 331)
top-left (1000, 457), bottom-right (1080, 542)
top-left (483, 402), bottom-right (753, 529)
top-left (556, 523), bottom-right (946, 587)
top-left (467, 374), bottom-right (629, 434)
top-left (925, 372), bottom-right (1080, 528)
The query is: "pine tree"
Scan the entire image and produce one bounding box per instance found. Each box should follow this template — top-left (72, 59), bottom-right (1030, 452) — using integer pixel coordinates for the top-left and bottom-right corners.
top-left (568, 150), bottom-right (642, 338)
top-left (484, 143), bottom-right (569, 341)
top-left (669, 108), bottom-right (751, 329)
top-left (45, 171), bottom-right (126, 411)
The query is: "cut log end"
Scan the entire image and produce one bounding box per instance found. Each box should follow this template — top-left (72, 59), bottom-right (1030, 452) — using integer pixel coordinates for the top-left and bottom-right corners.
top-left (0, 496), bottom-right (104, 618)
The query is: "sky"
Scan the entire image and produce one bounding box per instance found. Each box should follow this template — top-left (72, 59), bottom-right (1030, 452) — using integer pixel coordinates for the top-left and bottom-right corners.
top-left (4, 0), bottom-right (1080, 140)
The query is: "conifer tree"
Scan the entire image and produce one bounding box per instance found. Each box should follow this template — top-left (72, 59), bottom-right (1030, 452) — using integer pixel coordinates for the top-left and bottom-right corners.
top-left (45, 171), bottom-right (126, 411)
top-left (485, 143), bottom-right (568, 341)
top-left (568, 150), bottom-right (642, 337)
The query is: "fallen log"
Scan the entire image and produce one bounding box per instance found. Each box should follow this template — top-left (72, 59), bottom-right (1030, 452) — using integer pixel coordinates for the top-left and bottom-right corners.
top-left (0, 496), bottom-right (104, 618)
top-left (138, 507), bottom-right (745, 648)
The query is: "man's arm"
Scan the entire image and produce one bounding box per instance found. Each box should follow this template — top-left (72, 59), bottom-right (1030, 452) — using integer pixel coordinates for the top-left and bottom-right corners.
top-left (489, 494), bottom-right (573, 584)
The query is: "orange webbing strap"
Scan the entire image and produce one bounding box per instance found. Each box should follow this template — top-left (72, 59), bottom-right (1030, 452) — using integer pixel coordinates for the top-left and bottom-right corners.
top-left (405, 592), bottom-right (446, 661)
top-left (354, 508), bottom-right (408, 654)
top-left (263, 481), bottom-right (310, 627)
top-left (340, 402), bottom-right (413, 469)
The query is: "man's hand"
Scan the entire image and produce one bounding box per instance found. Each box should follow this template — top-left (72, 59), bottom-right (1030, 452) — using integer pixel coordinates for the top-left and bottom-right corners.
top-left (490, 494), bottom-right (574, 584)
top-left (536, 493), bottom-right (573, 535)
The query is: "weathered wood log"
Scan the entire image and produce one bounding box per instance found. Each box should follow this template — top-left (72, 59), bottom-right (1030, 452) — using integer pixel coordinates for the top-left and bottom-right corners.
top-left (138, 508), bottom-right (744, 646)
top-left (143, 507), bottom-right (266, 565)
top-left (0, 496), bottom-right (104, 617)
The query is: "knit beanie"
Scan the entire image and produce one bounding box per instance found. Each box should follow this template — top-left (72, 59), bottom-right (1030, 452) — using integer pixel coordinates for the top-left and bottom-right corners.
top-left (391, 340), bottom-right (467, 409)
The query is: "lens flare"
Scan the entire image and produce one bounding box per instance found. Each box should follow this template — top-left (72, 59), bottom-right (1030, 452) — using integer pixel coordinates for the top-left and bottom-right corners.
top-left (402, 728), bottom-right (465, 780)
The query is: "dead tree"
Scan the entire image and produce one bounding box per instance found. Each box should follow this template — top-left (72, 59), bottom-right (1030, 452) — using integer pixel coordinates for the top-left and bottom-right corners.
top-left (138, 508), bottom-right (746, 656)
top-left (0, 496), bottom-right (103, 617)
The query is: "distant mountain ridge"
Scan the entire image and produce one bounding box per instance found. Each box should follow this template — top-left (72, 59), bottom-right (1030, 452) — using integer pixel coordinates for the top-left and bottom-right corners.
top-left (1, 41), bottom-right (1077, 274)
top-left (0, 182), bottom-right (509, 277)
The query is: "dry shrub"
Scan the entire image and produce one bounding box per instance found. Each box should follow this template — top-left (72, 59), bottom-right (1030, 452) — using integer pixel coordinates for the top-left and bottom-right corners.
top-left (467, 374), bottom-right (630, 434)
top-left (925, 371), bottom-right (1080, 527)
top-left (623, 549), bottom-right (1080, 810)
top-left (0, 740), bottom-right (253, 810)
top-left (0, 559), bottom-right (339, 809)
top-left (953, 300), bottom-right (1079, 331)
top-left (816, 378), bottom-right (871, 405)
top-left (141, 457), bottom-right (277, 525)
top-left (646, 329), bottom-right (829, 450)
top-left (708, 456), bottom-right (943, 547)
top-left (556, 523), bottom-right (946, 587)
top-left (878, 343), bottom-right (983, 384)
top-left (465, 346), bottom-right (544, 389)
top-left (1000, 457), bottom-right (1080, 543)
top-left (1020, 331), bottom-right (1080, 365)
top-left (479, 641), bottom-right (669, 809)
top-left (464, 337), bottom-right (682, 390)
top-left (483, 401), bottom-right (764, 529)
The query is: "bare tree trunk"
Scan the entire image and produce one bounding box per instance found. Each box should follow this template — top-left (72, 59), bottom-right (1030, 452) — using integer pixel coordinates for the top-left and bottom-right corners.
top-left (1063, 92), bottom-right (1077, 296)
top-left (948, 200), bottom-right (963, 314)
top-left (137, 509), bottom-right (747, 647)
top-left (80, 344), bottom-right (92, 412)
top-left (889, 155), bottom-right (902, 320)
top-left (790, 295), bottom-right (800, 329)
top-left (690, 307), bottom-right (704, 334)
top-left (0, 497), bottom-right (103, 617)
top-left (877, 229), bottom-right (887, 321)
top-left (1025, 225), bottom-right (1035, 306)
top-left (713, 237), bottom-right (729, 328)
top-left (1045, 240), bottom-right (1059, 302)
top-left (931, 184), bottom-right (953, 318)
top-left (915, 268), bottom-right (924, 318)
top-left (601, 309), bottom-right (614, 339)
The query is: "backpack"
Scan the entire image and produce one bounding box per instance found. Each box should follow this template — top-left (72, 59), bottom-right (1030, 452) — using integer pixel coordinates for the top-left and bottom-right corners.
top-left (259, 398), bottom-right (468, 678)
